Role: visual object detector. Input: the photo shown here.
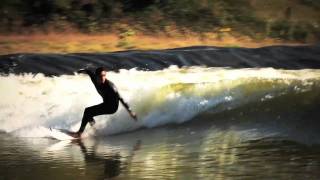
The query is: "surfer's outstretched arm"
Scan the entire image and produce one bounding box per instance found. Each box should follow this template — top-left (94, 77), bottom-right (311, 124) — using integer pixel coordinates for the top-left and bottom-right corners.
top-left (119, 96), bottom-right (137, 120)
top-left (110, 82), bottom-right (138, 121)
top-left (77, 69), bottom-right (96, 85)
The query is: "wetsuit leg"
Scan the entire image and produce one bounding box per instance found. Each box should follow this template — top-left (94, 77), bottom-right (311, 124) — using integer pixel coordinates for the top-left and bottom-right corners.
top-left (78, 103), bottom-right (117, 133)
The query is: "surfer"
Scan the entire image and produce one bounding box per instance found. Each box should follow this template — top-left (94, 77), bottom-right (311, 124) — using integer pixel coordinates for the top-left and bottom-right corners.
top-left (74, 67), bottom-right (137, 138)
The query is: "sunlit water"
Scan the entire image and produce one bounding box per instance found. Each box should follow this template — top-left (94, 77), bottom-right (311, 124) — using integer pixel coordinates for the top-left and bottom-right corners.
top-left (1, 121), bottom-right (320, 180)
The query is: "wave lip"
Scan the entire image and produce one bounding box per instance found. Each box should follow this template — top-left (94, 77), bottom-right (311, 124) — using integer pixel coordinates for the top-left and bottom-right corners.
top-left (1, 67), bottom-right (319, 138)
top-left (0, 45), bottom-right (320, 76)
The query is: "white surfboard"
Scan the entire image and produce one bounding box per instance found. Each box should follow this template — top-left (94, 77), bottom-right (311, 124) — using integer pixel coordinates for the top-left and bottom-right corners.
top-left (49, 128), bottom-right (79, 141)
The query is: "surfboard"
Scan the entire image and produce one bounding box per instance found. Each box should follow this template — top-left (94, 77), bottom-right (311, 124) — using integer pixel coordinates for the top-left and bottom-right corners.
top-left (49, 128), bottom-right (80, 141)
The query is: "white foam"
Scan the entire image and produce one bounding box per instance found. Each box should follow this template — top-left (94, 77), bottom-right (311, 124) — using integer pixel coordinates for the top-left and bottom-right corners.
top-left (0, 66), bottom-right (319, 137)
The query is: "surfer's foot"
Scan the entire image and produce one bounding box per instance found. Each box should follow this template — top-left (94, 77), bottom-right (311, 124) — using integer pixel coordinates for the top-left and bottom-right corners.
top-left (69, 132), bottom-right (81, 138)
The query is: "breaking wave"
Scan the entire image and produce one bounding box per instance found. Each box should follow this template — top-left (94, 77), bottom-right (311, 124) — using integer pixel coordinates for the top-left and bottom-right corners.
top-left (1, 66), bottom-right (319, 138)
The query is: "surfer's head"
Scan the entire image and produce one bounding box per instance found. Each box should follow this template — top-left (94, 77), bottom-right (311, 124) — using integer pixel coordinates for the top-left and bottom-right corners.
top-left (96, 67), bottom-right (107, 84)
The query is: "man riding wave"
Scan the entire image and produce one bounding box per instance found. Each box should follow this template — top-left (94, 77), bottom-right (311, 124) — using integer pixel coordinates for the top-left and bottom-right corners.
top-left (73, 67), bottom-right (137, 138)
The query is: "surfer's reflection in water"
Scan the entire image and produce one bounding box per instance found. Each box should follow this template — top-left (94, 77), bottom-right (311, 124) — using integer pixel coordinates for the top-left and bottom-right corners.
top-left (75, 140), bottom-right (141, 179)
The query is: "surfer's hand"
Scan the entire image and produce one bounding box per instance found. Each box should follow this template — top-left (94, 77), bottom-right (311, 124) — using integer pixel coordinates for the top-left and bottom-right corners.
top-left (131, 112), bottom-right (137, 121)
top-left (77, 69), bottom-right (87, 74)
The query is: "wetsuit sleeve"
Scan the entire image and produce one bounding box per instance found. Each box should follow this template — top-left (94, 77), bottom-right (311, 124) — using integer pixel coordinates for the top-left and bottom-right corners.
top-left (119, 95), bottom-right (132, 112)
top-left (83, 69), bottom-right (100, 90)
top-left (85, 70), bottom-right (96, 85)
top-left (110, 82), bottom-right (132, 112)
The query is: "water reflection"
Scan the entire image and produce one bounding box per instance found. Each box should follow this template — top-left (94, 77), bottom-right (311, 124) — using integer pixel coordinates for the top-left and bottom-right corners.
top-left (1, 119), bottom-right (320, 179)
top-left (77, 140), bottom-right (122, 179)
top-left (74, 139), bottom-right (141, 179)
top-left (42, 137), bottom-right (142, 179)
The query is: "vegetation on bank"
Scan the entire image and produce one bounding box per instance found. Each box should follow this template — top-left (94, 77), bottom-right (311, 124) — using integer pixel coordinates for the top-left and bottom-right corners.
top-left (0, 0), bottom-right (319, 54)
top-left (0, 33), bottom-right (306, 55)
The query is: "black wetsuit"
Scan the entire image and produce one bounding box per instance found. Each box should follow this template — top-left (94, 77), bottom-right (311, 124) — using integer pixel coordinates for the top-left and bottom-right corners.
top-left (78, 70), bottom-right (131, 133)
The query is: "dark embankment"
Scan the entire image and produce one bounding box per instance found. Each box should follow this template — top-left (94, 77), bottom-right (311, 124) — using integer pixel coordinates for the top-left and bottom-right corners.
top-left (0, 45), bottom-right (319, 76)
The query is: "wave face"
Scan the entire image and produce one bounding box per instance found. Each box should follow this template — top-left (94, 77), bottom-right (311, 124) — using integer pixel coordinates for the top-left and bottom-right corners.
top-left (0, 66), bottom-right (319, 138)
top-left (0, 45), bottom-right (320, 75)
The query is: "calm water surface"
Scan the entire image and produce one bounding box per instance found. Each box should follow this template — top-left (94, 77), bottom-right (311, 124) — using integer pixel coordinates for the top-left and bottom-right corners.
top-left (1, 118), bottom-right (320, 180)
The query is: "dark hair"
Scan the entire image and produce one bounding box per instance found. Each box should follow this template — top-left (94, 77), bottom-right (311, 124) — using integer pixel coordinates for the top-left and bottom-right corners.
top-left (95, 67), bottom-right (107, 75)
